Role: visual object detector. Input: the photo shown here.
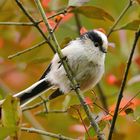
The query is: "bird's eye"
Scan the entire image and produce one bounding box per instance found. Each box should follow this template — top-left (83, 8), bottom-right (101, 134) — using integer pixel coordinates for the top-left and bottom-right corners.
top-left (94, 42), bottom-right (99, 47)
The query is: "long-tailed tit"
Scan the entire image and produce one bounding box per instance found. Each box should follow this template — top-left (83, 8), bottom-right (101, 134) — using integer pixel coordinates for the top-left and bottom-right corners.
top-left (14, 29), bottom-right (108, 107)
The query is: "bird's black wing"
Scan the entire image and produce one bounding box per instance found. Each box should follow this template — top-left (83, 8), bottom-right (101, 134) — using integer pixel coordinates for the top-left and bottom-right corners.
top-left (39, 63), bottom-right (64, 100)
top-left (39, 63), bottom-right (52, 80)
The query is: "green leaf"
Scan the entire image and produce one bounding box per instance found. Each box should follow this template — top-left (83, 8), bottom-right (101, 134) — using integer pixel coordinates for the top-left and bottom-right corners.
top-left (2, 95), bottom-right (20, 128)
top-left (68, 0), bottom-right (90, 6)
top-left (1, 95), bottom-right (21, 138)
top-left (117, 20), bottom-right (140, 30)
top-left (0, 127), bottom-right (16, 139)
top-left (84, 126), bottom-right (96, 140)
top-left (71, 6), bottom-right (114, 22)
top-left (99, 120), bottom-right (107, 130)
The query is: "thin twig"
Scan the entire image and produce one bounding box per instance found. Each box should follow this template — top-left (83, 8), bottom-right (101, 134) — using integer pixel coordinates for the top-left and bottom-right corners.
top-left (15, 0), bottom-right (56, 53)
top-left (0, 21), bottom-right (34, 26)
top-left (8, 40), bottom-right (46, 59)
top-left (0, 9), bottom-right (67, 26)
top-left (107, 0), bottom-right (133, 37)
top-left (22, 98), bottom-right (49, 111)
top-left (21, 127), bottom-right (77, 140)
top-left (37, 8), bottom-right (68, 24)
top-left (35, 110), bottom-right (67, 115)
top-left (34, 0), bottom-right (105, 139)
top-left (108, 27), bottom-right (140, 140)
top-left (97, 84), bottom-right (108, 112)
top-left (8, 3), bottom-right (62, 59)
top-left (119, 90), bottom-right (140, 114)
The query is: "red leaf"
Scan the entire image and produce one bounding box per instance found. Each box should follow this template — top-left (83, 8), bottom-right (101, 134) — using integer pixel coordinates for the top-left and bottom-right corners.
top-left (134, 56), bottom-right (140, 67)
top-left (69, 124), bottom-right (86, 133)
top-left (41, 0), bottom-right (51, 8)
top-left (85, 97), bottom-right (93, 105)
top-left (3, 70), bottom-right (29, 90)
top-left (80, 27), bottom-right (88, 35)
top-left (102, 98), bottom-right (140, 120)
top-left (61, 13), bottom-right (73, 23)
top-left (106, 74), bottom-right (117, 85)
top-left (0, 37), bottom-right (4, 48)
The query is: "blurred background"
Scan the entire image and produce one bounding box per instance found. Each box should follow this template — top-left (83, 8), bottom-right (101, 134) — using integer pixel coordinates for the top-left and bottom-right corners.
top-left (0, 0), bottom-right (140, 139)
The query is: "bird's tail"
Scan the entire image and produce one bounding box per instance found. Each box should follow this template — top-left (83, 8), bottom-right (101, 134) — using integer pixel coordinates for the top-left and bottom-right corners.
top-left (14, 78), bottom-right (52, 107)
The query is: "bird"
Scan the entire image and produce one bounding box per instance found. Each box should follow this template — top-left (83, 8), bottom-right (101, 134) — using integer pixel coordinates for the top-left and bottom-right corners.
top-left (14, 29), bottom-right (108, 107)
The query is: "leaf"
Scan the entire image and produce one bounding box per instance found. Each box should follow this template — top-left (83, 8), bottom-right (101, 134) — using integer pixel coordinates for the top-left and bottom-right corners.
top-left (117, 20), bottom-right (140, 31)
top-left (69, 124), bottom-right (86, 133)
top-left (106, 74), bottom-right (117, 85)
top-left (84, 127), bottom-right (96, 140)
top-left (135, 56), bottom-right (140, 67)
top-left (0, 127), bottom-right (16, 140)
top-left (67, 104), bottom-right (86, 120)
top-left (68, 0), bottom-right (90, 6)
top-left (42, 0), bottom-right (51, 8)
top-left (71, 6), bottom-right (114, 22)
top-left (84, 97), bottom-right (93, 105)
top-left (102, 98), bottom-right (140, 121)
top-left (80, 27), bottom-right (88, 35)
top-left (1, 95), bottom-right (21, 138)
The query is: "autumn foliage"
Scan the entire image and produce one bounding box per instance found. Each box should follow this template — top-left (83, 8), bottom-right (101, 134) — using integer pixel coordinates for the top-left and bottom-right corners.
top-left (0, 0), bottom-right (140, 140)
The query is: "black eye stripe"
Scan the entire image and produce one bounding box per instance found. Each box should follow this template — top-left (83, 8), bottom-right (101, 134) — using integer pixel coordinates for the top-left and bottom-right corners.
top-left (82, 30), bottom-right (103, 47)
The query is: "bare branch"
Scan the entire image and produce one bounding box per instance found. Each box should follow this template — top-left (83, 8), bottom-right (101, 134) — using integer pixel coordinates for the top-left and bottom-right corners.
top-left (21, 127), bottom-right (77, 140)
top-left (0, 21), bottom-right (34, 26)
top-left (108, 27), bottom-right (140, 140)
top-left (8, 40), bottom-right (46, 59)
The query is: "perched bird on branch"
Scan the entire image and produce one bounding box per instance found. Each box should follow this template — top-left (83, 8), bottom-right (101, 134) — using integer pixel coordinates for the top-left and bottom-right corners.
top-left (14, 29), bottom-right (108, 107)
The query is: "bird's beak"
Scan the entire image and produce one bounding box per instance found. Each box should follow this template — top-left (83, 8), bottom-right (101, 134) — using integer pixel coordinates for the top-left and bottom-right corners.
top-left (99, 46), bottom-right (107, 53)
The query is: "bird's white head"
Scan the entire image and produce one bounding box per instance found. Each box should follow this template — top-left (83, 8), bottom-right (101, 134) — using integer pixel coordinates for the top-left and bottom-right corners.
top-left (82, 28), bottom-right (108, 53)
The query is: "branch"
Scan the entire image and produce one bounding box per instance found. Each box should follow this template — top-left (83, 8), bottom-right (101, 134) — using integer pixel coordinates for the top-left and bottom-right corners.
top-left (74, 12), bottom-right (81, 35)
top-left (8, 40), bottom-right (46, 59)
top-left (35, 110), bottom-right (67, 115)
top-left (8, 16), bottom-right (61, 59)
top-left (21, 127), bottom-right (77, 140)
top-left (0, 21), bottom-right (34, 26)
top-left (15, 0), bottom-right (56, 53)
top-left (34, 0), bottom-right (105, 139)
top-left (108, 27), bottom-right (140, 140)
top-left (107, 0), bottom-right (133, 37)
